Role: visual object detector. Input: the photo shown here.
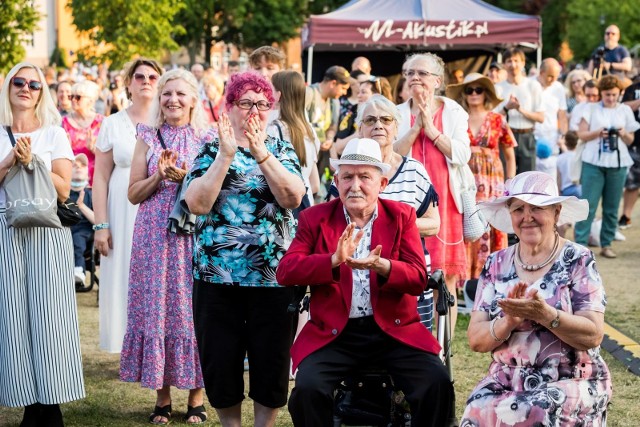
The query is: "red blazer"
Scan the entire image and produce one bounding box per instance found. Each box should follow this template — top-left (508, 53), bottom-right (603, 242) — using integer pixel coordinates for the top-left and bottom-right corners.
top-left (277, 198), bottom-right (441, 371)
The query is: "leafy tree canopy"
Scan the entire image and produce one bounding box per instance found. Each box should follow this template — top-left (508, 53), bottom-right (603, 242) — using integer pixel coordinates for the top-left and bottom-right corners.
top-left (0, 0), bottom-right (41, 73)
top-left (70, 0), bottom-right (184, 68)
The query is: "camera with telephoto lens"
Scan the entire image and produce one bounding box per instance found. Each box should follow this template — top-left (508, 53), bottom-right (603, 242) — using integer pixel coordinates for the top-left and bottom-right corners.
top-left (606, 127), bottom-right (619, 151)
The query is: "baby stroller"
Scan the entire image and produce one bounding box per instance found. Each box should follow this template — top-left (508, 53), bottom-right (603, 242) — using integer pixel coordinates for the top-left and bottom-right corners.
top-left (330, 268), bottom-right (456, 427)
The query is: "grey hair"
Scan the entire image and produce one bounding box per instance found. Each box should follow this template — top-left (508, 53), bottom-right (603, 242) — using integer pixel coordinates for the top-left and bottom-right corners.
top-left (355, 94), bottom-right (401, 127)
top-left (403, 53), bottom-right (445, 77)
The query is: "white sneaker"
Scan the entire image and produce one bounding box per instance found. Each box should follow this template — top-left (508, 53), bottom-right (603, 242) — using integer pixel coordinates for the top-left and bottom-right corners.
top-left (614, 230), bottom-right (626, 241)
top-left (74, 267), bottom-right (86, 284)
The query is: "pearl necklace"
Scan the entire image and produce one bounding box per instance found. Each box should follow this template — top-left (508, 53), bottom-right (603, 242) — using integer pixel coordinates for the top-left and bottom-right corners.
top-left (515, 232), bottom-right (560, 272)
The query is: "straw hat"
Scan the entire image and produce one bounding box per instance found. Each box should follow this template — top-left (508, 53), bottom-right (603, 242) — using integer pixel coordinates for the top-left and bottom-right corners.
top-left (477, 171), bottom-right (589, 233)
top-left (446, 72), bottom-right (503, 109)
top-left (330, 138), bottom-right (391, 174)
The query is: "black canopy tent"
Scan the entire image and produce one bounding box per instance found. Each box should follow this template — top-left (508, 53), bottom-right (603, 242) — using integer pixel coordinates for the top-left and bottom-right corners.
top-left (302, 0), bottom-right (541, 82)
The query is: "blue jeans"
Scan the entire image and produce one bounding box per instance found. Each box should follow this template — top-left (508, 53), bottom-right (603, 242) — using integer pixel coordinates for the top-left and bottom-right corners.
top-left (574, 162), bottom-right (627, 248)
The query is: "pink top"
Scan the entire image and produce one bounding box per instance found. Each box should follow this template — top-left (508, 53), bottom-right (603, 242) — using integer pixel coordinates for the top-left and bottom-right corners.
top-left (62, 114), bottom-right (104, 185)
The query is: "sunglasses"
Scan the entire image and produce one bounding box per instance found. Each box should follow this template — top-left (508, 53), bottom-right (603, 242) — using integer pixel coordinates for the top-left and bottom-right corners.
top-left (11, 77), bottom-right (43, 91)
top-left (362, 115), bottom-right (394, 126)
top-left (464, 86), bottom-right (485, 95)
top-left (234, 99), bottom-right (271, 111)
top-left (133, 73), bottom-right (160, 82)
top-left (71, 95), bottom-right (83, 101)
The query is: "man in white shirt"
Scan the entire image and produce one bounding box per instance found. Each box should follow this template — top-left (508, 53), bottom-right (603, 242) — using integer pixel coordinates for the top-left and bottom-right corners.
top-left (495, 48), bottom-right (544, 173)
top-left (533, 58), bottom-right (568, 177)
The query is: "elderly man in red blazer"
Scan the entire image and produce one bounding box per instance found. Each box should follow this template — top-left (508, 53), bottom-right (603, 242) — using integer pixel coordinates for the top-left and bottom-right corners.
top-left (277, 138), bottom-right (454, 427)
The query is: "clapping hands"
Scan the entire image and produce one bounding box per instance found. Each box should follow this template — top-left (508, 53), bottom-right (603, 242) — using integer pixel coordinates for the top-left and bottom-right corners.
top-left (158, 150), bottom-right (186, 183)
top-left (497, 282), bottom-right (551, 326)
top-left (13, 135), bottom-right (33, 166)
top-left (243, 113), bottom-right (269, 161)
top-left (217, 113), bottom-right (237, 159)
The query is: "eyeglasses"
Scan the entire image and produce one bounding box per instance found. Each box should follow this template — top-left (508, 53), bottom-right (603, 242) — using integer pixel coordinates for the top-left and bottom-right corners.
top-left (71, 95), bottom-right (83, 101)
top-left (571, 79), bottom-right (585, 84)
top-left (605, 32), bottom-right (617, 35)
top-left (464, 86), bottom-right (485, 95)
top-left (11, 77), bottom-right (43, 91)
top-left (234, 99), bottom-right (271, 111)
top-left (403, 69), bottom-right (438, 79)
top-left (362, 115), bottom-right (395, 126)
top-left (133, 73), bottom-right (160, 82)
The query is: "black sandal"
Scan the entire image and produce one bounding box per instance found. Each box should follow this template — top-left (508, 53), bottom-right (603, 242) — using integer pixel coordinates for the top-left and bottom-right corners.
top-left (149, 403), bottom-right (172, 425)
top-left (184, 405), bottom-right (208, 425)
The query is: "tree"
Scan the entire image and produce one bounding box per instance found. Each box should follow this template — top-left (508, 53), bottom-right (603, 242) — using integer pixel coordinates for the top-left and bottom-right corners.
top-left (0, 0), bottom-right (41, 73)
top-left (173, 0), bottom-right (216, 66)
top-left (70, 0), bottom-right (185, 68)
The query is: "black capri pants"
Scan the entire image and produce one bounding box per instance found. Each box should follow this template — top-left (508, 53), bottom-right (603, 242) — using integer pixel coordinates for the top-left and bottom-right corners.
top-left (193, 280), bottom-right (295, 409)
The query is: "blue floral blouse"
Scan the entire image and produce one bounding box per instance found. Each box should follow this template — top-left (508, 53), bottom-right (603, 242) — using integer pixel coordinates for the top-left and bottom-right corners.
top-left (184, 136), bottom-right (303, 287)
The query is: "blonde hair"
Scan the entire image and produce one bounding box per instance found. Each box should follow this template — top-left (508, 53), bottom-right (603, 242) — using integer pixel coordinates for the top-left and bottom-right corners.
top-left (202, 73), bottom-right (225, 98)
top-left (564, 69), bottom-right (592, 98)
top-left (152, 69), bottom-right (208, 131)
top-left (271, 71), bottom-right (313, 167)
top-left (0, 62), bottom-right (61, 127)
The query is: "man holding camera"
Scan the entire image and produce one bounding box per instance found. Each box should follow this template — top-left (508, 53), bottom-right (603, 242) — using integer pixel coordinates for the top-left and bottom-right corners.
top-left (588, 25), bottom-right (632, 80)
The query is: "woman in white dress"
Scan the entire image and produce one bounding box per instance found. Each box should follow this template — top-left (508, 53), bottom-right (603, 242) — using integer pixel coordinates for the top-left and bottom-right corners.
top-left (93, 58), bottom-right (163, 353)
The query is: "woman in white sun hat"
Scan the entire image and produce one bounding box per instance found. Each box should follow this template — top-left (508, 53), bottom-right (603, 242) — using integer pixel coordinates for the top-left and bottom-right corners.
top-left (460, 171), bottom-right (611, 426)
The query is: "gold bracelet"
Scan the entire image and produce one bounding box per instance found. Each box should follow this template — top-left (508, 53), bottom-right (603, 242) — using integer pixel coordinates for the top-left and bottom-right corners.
top-left (257, 152), bottom-right (271, 165)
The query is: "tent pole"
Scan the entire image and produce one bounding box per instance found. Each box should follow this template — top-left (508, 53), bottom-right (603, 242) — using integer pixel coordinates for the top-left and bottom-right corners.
top-left (307, 45), bottom-right (314, 85)
top-left (537, 46), bottom-right (542, 69)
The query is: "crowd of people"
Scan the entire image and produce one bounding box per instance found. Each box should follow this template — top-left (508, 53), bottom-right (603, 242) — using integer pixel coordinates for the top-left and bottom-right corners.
top-left (0, 21), bottom-right (638, 426)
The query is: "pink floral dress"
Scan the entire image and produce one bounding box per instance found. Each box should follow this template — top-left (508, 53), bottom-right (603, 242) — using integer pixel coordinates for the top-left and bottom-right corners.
top-left (460, 241), bottom-right (612, 426)
top-left (61, 114), bottom-right (104, 185)
top-left (466, 111), bottom-right (516, 279)
top-left (119, 123), bottom-right (215, 390)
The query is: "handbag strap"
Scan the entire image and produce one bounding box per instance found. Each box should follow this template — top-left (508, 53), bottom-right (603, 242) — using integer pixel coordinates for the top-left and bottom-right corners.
top-left (5, 126), bottom-right (16, 147)
top-left (156, 128), bottom-right (167, 150)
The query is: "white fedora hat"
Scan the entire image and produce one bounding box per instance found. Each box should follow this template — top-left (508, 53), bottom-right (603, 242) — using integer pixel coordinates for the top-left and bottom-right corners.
top-left (477, 171), bottom-right (589, 233)
top-left (330, 138), bottom-right (391, 174)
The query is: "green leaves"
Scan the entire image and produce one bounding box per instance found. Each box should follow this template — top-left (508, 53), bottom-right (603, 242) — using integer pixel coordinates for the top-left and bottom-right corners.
top-left (70, 0), bottom-right (184, 68)
top-left (0, 0), bottom-right (41, 73)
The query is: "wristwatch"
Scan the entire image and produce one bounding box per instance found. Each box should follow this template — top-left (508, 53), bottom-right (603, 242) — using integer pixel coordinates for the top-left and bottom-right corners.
top-left (549, 309), bottom-right (561, 329)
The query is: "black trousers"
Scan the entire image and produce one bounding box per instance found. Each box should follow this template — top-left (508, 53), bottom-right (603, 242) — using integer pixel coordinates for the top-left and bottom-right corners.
top-left (288, 316), bottom-right (454, 427)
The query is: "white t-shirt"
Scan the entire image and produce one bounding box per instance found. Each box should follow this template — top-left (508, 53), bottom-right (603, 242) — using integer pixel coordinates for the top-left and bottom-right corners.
top-left (580, 102), bottom-right (640, 168)
top-left (569, 101), bottom-right (591, 131)
top-left (557, 151), bottom-right (576, 190)
top-left (533, 80), bottom-right (567, 151)
top-left (495, 78), bottom-right (544, 130)
top-left (0, 126), bottom-right (74, 207)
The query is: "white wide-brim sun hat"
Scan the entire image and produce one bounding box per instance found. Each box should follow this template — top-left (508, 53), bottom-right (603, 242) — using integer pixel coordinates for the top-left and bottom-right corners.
top-left (330, 138), bottom-right (391, 174)
top-left (477, 171), bottom-right (589, 234)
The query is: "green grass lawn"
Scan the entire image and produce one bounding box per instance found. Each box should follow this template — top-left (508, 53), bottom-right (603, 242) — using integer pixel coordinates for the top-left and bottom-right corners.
top-left (1, 304), bottom-right (638, 426)
top-left (1, 208), bottom-right (639, 426)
